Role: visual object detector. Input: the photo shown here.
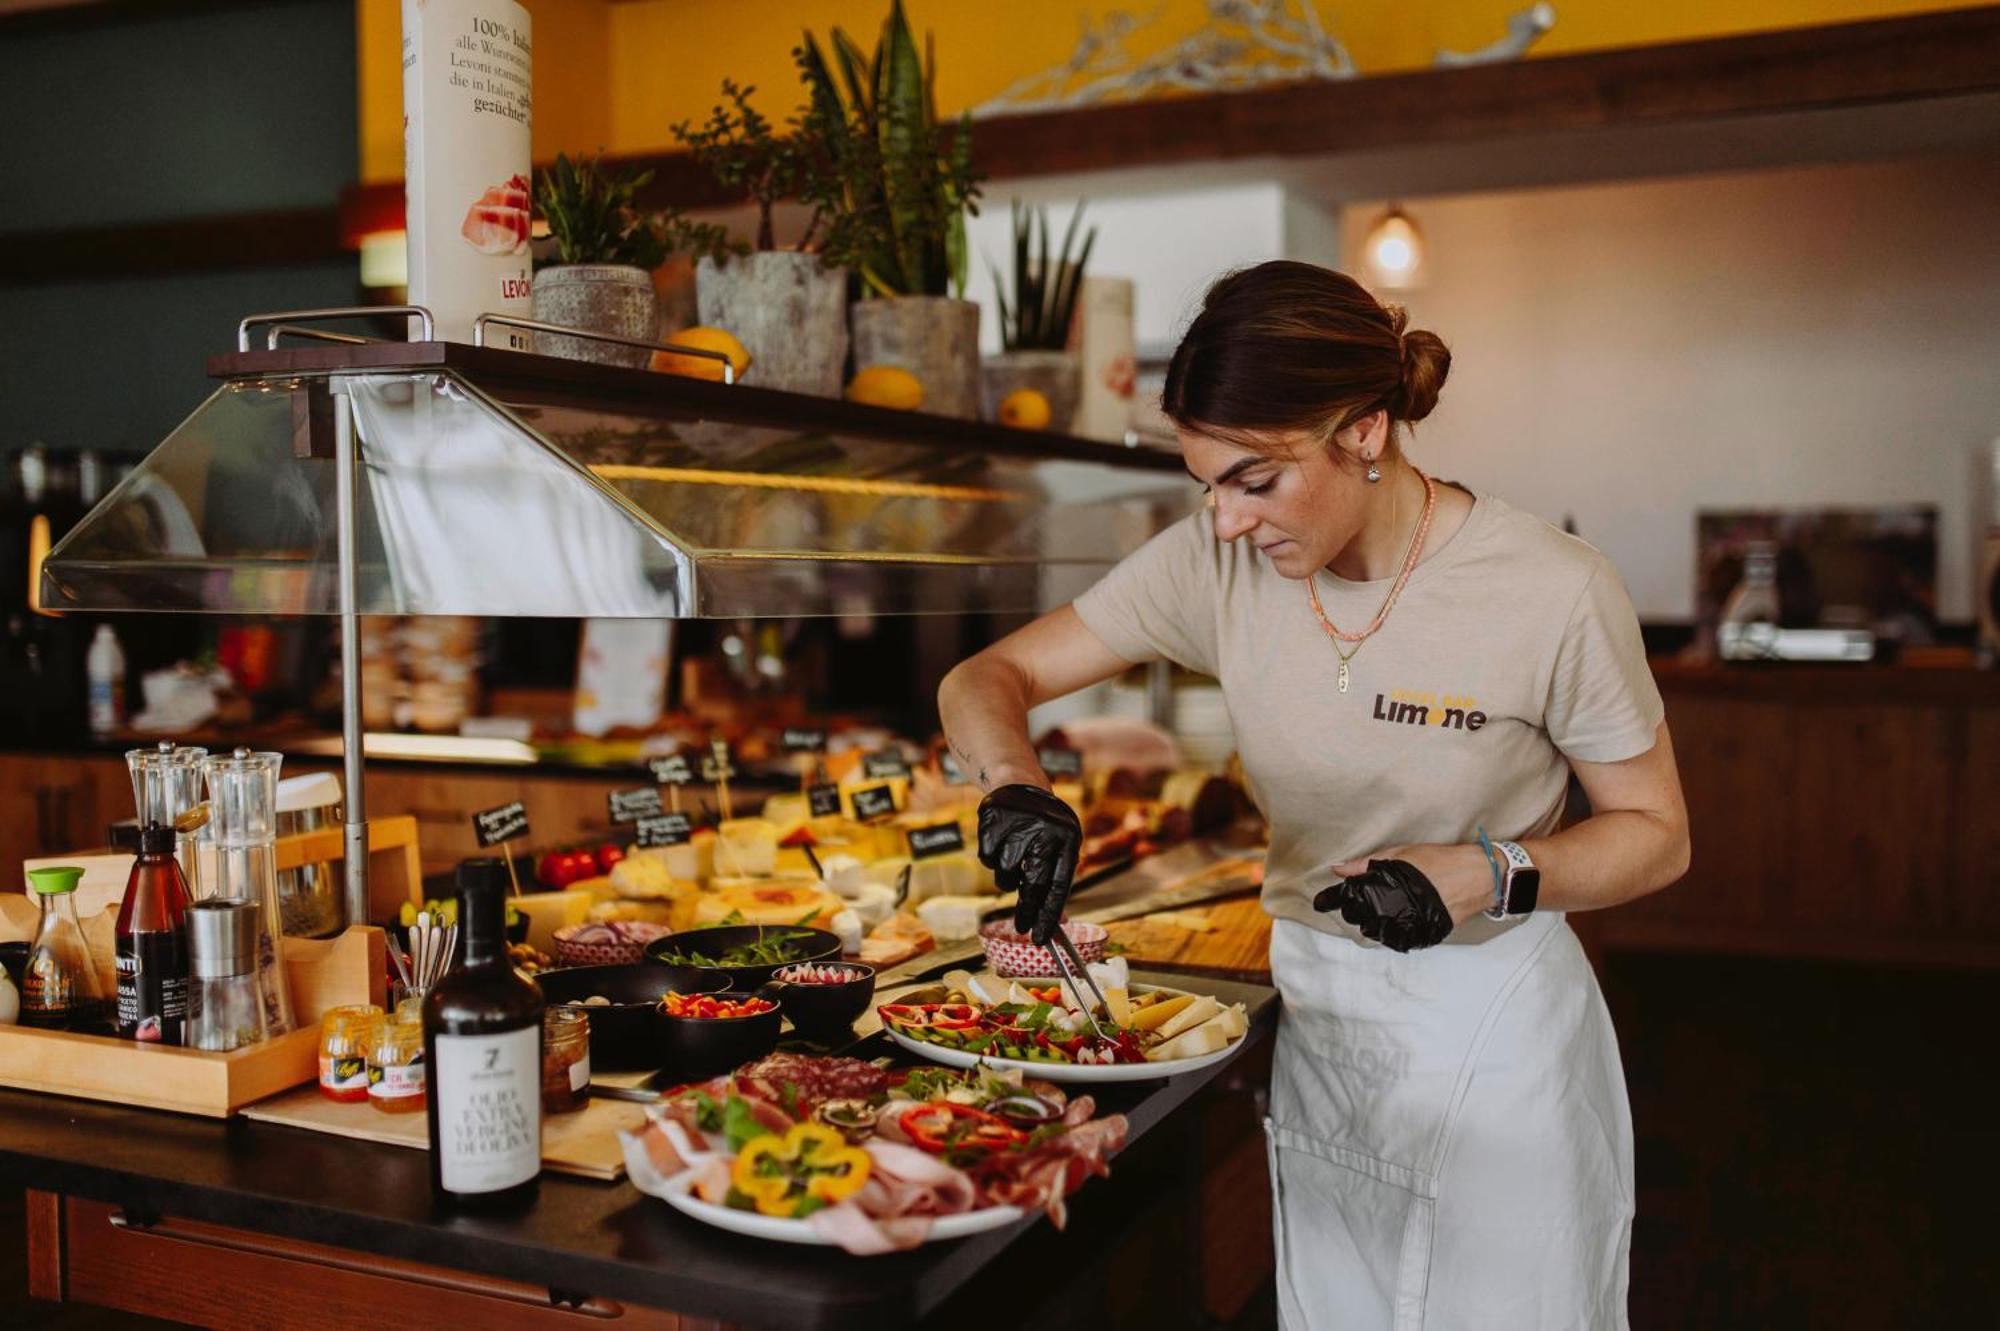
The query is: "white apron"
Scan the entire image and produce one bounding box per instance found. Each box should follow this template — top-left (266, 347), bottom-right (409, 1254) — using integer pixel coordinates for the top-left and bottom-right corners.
top-left (1266, 913), bottom-right (1633, 1330)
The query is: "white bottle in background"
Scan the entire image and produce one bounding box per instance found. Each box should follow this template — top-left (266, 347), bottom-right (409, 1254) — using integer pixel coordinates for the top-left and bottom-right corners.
top-left (86, 623), bottom-right (125, 737)
top-left (402, 0), bottom-right (534, 347)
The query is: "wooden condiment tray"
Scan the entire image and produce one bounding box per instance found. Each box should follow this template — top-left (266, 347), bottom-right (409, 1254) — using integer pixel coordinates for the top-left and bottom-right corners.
top-left (0, 927), bottom-right (387, 1117)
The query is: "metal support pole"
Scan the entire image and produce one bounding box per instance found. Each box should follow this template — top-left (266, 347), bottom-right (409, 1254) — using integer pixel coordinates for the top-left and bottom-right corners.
top-left (332, 383), bottom-right (370, 928)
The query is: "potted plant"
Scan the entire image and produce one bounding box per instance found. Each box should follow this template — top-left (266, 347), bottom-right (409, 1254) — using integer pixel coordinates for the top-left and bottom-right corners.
top-left (983, 201), bottom-right (1095, 431)
top-left (531, 154), bottom-right (727, 368)
top-left (799, 1), bottom-right (984, 417)
top-left (673, 80), bottom-right (849, 397)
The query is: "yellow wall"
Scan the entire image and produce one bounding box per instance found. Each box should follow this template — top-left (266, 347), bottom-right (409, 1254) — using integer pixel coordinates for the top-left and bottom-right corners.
top-left (359, 0), bottom-right (1986, 183)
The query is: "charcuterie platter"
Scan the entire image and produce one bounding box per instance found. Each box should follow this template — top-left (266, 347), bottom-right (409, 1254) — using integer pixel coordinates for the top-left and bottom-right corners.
top-left (875, 965), bottom-right (1251, 1084)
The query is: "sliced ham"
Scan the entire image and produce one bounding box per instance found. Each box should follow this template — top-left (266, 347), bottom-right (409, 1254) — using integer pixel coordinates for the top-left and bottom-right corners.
top-left (805, 1202), bottom-right (936, 1255)
top-left (459, 175), bottom-right (530, 256)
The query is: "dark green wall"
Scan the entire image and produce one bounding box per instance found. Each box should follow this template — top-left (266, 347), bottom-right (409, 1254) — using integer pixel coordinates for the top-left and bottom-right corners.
top-left (0, 0), bottom-right (361, 453)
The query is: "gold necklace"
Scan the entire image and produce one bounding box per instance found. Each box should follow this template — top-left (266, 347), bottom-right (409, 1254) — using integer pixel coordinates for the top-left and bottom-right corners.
top-left (1307, 467), bottom-right (1437, 694)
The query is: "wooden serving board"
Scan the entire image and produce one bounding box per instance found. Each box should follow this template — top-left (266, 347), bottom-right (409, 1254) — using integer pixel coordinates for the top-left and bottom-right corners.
top-left (239, 1083), bottom-right (650, 1181)
top-left (1101, 892), bottom-right (1275, 984)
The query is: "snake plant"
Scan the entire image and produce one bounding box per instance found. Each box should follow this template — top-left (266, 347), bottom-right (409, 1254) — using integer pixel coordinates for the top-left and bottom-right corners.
top-left (796, 0), bottom-right (982, 298)
top-left (992, 201), bottom-right (1096, 352)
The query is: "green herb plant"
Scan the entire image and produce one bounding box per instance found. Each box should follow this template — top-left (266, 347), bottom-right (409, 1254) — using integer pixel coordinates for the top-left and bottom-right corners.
top-left (673, 79), bottom-right (825, 257)
top-left (795, 0), bottom-right (983, 298)
top-left (533, 152), bottom-right (732, 270)
top-left (991, 200), bottom-right (1096, 352)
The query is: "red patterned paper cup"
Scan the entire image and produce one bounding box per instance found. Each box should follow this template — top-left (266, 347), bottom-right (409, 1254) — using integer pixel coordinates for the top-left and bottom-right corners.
top-left (977, 919), bottom-right (1107, 977)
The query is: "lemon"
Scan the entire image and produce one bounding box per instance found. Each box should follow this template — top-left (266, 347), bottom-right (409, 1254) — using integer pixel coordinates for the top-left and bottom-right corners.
top-left (845, 364), bottom-right (925, 411)
top-left (650, 326), bottom-right (751, 381)
top-left (998, 388), bottom-right (1052, 430)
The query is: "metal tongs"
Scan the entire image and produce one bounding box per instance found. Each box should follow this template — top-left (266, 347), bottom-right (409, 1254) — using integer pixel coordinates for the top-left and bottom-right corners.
top-left (1043, 928), bottom-right (1115, 1041)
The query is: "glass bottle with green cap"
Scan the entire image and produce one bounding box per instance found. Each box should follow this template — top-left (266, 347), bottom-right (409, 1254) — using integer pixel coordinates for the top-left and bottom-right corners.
top-left (24, 866), bottom-right (105, 1031)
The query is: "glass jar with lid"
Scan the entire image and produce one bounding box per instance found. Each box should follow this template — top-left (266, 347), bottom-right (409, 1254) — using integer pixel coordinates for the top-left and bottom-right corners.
top-left (318, 1004), bottom-right (382, 1103)
top-left (541, 1006), bottom-right (590, 1115)
top-left (368, 1009), bottom-right (426, 1114)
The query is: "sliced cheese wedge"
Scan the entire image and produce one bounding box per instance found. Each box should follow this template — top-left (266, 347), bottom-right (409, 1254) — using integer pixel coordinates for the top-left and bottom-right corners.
top-left (1127, 993), bottom-right (1195, 1032)
top-left (1214, 1003), bottom-right (1249, 1041)
top-left (1102, 986), bottom-right (1133, 1025)
top-left (1153, 995), bottom-right (1221, 1041)
top-left (1147, 1018), bottom-right (1234, 1062)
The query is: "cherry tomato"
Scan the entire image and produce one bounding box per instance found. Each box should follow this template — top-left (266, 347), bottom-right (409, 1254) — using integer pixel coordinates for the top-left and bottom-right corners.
top-left (596, 843), bottom-right (627, 874)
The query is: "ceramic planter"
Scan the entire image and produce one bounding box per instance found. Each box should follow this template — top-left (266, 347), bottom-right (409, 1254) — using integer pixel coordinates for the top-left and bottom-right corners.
top-left (531, 264), bottom-right (658, 368)
top-left (695, 252), bottom-right (849, 397)
top-left (849, 296), bottom-right (981, 418)
top-left (980, 349), bottom-right (1082, 432)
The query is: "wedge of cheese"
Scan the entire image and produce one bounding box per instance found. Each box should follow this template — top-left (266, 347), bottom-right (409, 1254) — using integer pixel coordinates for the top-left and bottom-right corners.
top-left (1127, 993), bottom-right (1195, 1032)
top-left (1146, 1018), bottom-right (1235, 1062)
top-left (1153, 995), bottom-right (1221, 1042)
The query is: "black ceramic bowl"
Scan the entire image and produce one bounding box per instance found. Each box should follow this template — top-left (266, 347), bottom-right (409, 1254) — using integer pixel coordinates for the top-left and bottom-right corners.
top-left (644, 924), bottom-right (843, 990)
top-left (770, 961), bottom-right (877, 1039)
top-left (657, 991), bottom-right (785, 1080)
top-left (537, 962), bottom-right (731, 1071)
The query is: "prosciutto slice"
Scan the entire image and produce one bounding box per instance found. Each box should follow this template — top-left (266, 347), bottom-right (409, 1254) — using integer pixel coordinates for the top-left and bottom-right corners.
top-left (459, 173), bottom-right (530, 255)
top-left (802, 1139), bottom-right (981, 1254)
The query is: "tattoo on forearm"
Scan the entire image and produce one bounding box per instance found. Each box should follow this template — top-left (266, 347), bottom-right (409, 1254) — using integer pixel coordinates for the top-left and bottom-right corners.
top-left (945, 735), bottom-right (992, 792)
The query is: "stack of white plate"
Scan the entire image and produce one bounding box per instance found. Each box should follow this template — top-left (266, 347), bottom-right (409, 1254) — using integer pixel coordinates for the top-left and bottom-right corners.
top-left (1104, 678), bottom-right (1236, 768)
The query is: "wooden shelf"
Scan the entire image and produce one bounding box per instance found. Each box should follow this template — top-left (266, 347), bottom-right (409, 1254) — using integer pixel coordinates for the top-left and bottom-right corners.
top-left (8, 7), bottom-right (2000, 287)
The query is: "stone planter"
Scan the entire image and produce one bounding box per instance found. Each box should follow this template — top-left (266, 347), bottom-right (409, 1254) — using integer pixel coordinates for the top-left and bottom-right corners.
top-left (849, 295), bottom-right (981, 418)
top-left (531, 264), bottom-right (658, 368)
top-left (980, 349), bottom-right (1082, 432)
top-left (695, 252), bottom-right (848, 397)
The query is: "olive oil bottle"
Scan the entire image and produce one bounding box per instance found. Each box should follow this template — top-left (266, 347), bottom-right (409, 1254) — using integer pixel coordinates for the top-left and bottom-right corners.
top-left (422, 858), bottom-right (542, 1207)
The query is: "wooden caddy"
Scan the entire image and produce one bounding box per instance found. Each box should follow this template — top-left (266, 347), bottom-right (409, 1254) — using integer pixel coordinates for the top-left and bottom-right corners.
top-left (0, 817), bottom-right (418, 1116)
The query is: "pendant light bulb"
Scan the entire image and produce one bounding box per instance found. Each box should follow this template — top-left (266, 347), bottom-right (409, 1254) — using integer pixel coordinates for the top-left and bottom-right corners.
top-left (1363, 206), bottom-right (1425, 290)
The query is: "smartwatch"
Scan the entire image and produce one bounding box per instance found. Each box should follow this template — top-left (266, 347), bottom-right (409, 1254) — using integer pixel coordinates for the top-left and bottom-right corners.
top-left (1486, 840), bottom-right (1540, 919)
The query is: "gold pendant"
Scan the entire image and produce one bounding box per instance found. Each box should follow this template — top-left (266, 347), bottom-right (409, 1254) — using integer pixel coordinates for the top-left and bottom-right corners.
top-left (1337, 661), bottom-right (1350, 694)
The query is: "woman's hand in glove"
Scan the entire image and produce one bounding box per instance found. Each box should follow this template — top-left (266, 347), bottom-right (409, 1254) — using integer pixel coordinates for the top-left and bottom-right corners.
top-left (1314, 844), bottom-right (1495, 951)
top-left (976, 784), bottom-right (1083, 945)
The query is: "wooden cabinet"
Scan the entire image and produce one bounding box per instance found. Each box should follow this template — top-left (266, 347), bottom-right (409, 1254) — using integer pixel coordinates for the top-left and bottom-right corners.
top-left (1578, 666), bottom-right (2000, 966)
top-left (0, 752), bottom-right (130, 888)
top-left (32, 1192), bottom-right (693, 1330)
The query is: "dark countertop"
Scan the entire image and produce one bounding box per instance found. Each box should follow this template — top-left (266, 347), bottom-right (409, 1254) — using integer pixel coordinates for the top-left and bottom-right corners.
top-left (1648, 658), bottom-right (1998, 705)
top-left (0, 971), bottom-right (1276, 1330)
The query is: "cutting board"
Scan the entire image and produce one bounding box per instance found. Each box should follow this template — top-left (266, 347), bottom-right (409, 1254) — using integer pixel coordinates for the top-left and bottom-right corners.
top-left (1101, 892), bottom-right (1274, 983)
top-left (239, 1084), bottom-right (649, 1181)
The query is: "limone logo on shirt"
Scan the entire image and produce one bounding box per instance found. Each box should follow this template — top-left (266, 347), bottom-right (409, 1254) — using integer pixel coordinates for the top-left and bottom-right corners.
top-left (1371, 688), bottom-right (1487, 732)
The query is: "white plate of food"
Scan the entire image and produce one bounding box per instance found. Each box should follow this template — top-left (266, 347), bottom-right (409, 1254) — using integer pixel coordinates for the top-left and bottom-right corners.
top-left (655, 1169), bottom-right (1026, 1246)
top-left (877, 980), bottom-right (1251, 1084)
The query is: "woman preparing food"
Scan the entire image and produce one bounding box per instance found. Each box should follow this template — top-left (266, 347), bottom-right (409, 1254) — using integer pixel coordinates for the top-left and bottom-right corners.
top-left (939, 260), bottom-right (1689, 1328)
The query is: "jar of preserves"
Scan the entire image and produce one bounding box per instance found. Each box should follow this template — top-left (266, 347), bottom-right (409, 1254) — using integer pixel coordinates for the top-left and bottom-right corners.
top-left (541, 1006), bottom-right (590, 1115)
top-left (318, 1004), bottom-right (382, 1103)
top-left (368, 1009), bottom-right (426, 1114)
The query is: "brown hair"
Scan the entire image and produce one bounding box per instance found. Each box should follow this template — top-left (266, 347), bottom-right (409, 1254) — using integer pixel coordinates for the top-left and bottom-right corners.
top-left (1162, 260), bottom-right (1450, 452)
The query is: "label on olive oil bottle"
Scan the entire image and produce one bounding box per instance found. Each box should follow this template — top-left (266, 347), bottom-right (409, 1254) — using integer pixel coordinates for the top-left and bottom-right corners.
top-left (433, 1027), bottom-right (540, 1193)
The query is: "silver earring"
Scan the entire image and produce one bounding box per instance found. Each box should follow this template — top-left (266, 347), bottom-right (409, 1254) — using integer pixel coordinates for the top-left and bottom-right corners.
top-left (1365, 458), bottom-right (1382, 484)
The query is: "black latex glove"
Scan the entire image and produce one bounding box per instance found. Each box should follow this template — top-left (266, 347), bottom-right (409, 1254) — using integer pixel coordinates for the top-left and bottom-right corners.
top-left (977, 784), bottom-right (1083, 945)
top-left (1312, 858), bottom-right (1455, 953)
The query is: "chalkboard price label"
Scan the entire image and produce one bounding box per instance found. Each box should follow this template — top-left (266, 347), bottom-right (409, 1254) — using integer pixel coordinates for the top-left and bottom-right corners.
top-left (702, 739), bottom-right (735, 783)
top-left (782, 727), bottom-right (828, 753)
top-left (649, 754), bottom-right (693, 786)
top-left (807, 783), bottom-right (842, 818)
top-left (634, 812), bottom-right (693, 848)
top-left (850, 784), bottom-right (897, 821)
top-left (863, 751), bottom-right (911, 779)
top-left (473, 801), bottom-right (529, 848)
top-left (607, 787), bottom-right (664, 824)
top-left (1037, 747), bottom-right (1083, 778)
top-left (908, 822), bottom-right (966, 860)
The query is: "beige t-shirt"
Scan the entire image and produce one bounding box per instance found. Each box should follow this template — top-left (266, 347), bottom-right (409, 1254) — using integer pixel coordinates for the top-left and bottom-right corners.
top-left (1073, 489), bottom-right (1665, 942)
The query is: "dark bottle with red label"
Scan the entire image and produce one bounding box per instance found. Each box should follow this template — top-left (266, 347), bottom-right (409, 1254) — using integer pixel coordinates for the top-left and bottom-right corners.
top-left (115, 823), bottom-right (192, 1045)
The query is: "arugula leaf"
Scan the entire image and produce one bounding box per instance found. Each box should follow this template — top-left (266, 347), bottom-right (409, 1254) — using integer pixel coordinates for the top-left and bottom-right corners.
top-left (691, 1089), bottom-right (722, 1131)
top-left (719, 909), bottom-right (746, 926)
top-left (778, 1081), bottom-right (802, 1117)
top-left (790, 1194), bottom-right (829, 1219)
top-left (722, 1095), bottom-right (768, 1153)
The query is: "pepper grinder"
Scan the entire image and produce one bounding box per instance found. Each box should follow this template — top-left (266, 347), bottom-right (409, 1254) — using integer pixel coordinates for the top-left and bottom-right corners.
top-left (202, 749), bottom-right (294, 1035)
top-left (186, 897), bottom-right (269, 1053)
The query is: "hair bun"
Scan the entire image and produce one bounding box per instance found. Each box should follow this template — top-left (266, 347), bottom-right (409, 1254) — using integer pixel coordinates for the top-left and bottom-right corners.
top-left (1396, 326), bottom-right (1451, 424)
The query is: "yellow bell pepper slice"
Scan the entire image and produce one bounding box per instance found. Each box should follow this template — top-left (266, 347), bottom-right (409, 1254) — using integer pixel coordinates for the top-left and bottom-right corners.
top-left (728, 1123), bottom-right (873, 1217)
